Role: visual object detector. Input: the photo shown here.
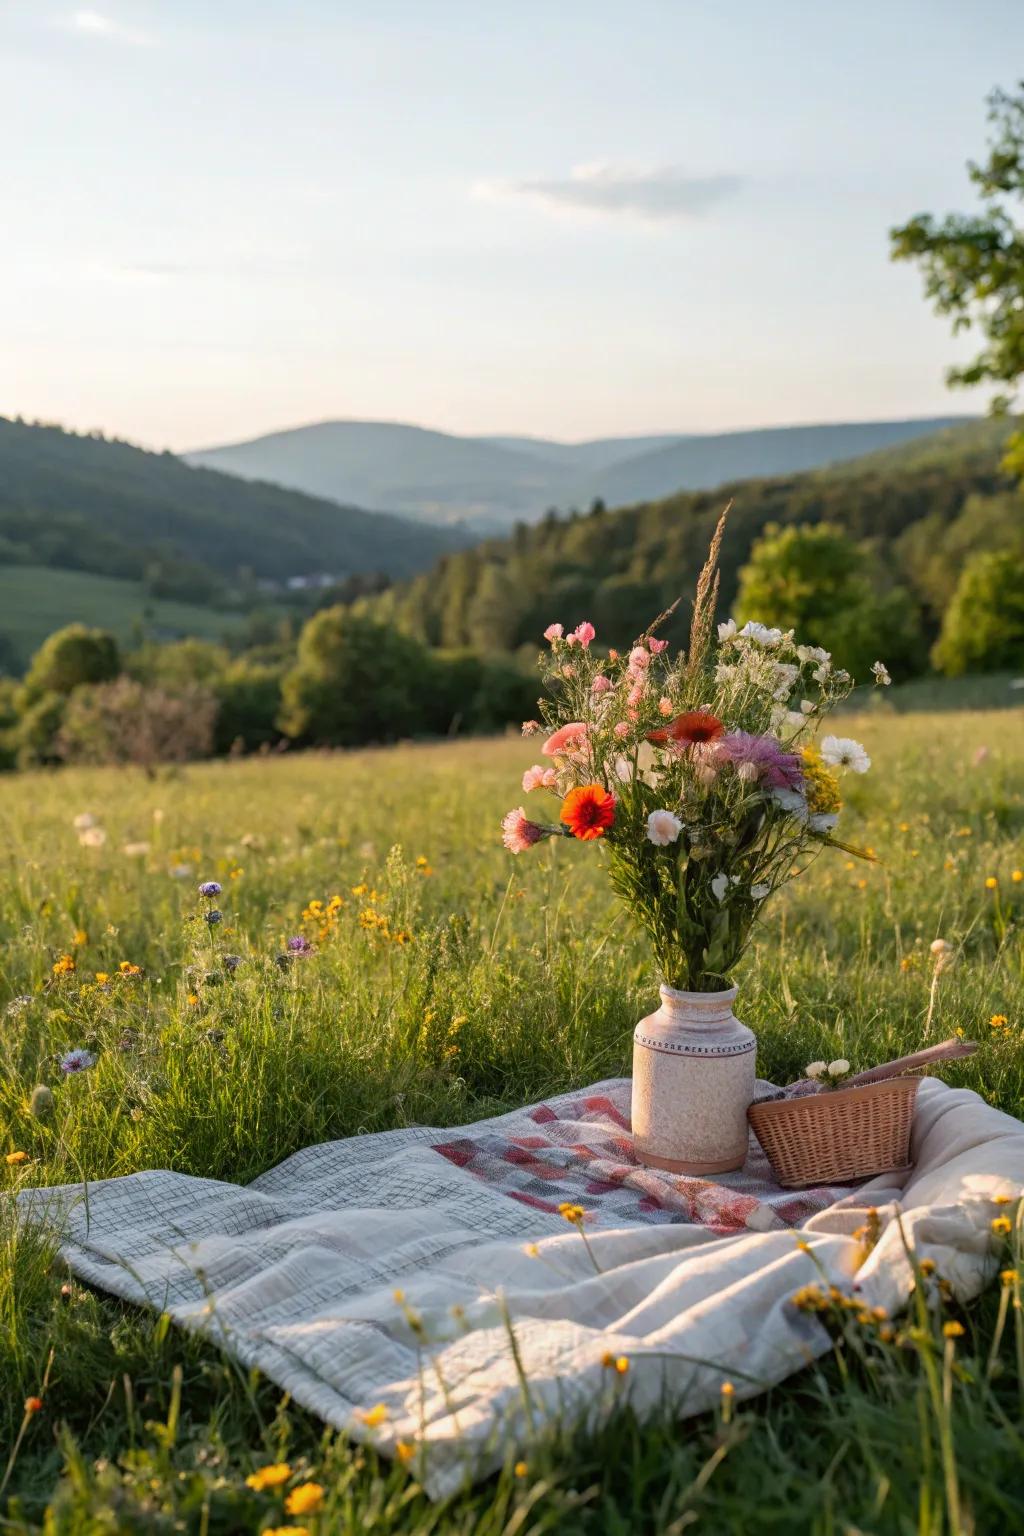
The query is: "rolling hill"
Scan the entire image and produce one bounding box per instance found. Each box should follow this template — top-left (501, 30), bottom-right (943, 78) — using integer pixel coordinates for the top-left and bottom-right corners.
top-left (188, 415), bottom-right (974, 532)
top-left (0, 416), bottom-right (467, 588)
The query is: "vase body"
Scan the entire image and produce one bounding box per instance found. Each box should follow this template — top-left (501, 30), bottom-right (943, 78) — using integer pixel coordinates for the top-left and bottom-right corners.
top-left (631, 985), bottom-right (756, 1173)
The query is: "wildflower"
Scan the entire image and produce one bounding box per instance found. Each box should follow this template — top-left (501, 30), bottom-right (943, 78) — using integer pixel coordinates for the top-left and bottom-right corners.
top-left (648, 636), bottom-right (669, 653)
top-left (919, 1258), bottom-right (936, 1276)
top-left (570, 621), bottom-right (596, 649)
top-left (738, 621), bottom-right (783, 646)
top-left (5, 1151), bottom-right (28, 1166)
top-left (204, 909), bottom-right (222, 926)
top-left (541, 721), bottom-right (589, 757)
top-left (985, 876), bottom-right (998, 890)
top-left (647, 710), bottom-right (725, 748)
top-left (501, 807), bottom-right (546, 855)
top-left (73, 812), bottom-right (96, 830)
top-left (287, 935), bottom-right (313, 955)
top-left (561, 785), bottom-right (616, 841)
top-left (716, 731), bottom-right (803, 789)
top-left (263, 1528), bottom-right (310, 1536)
top-left (224, 954), bottom-right (242, 973)
top-left (198, 881), bottom-right (222, 897)
top-left (521, 720), bottom-right (541, 735)
top-left (991, 1216), bottom-right (1012, 1236)
top-left (658, 696), bottom-right (673, 715)
top-left (359, 1403), bottom-right (389, 1427)
top-left (543, 623), bottom-right (564, 642)
top-left (627, 644), bottom-right (651, 674)
top-left (591, 674), bottom-right (613, 695)
top-left (29, 1085), bottom-right (54, 1117)
top-left (396, 1440), bottom-right (415, 1463)
top-left (514, 1460), bottom-right (528, 1478)
top-left (522, 764), bottom-right (558, 793)
top-left (72, 929), bottom-right (88, 947)
top-left (118, 961), bottom-right (141, 976)
top-left (1001, 1269), bottom-right (1017, 1284)
top-left (1013, 869), bottom-right (1023, 883)
top-left (720, 1381), bottom-right (735, 1397)
top-left (60, 1049), bottom-right (96, 1075)
top-left (646, 809), bottom-right (683, 846)
top-left (930, 938), bottom-right (952, 955)
top-left (990, 1014), bottom-right (1009, 1030)
top-left (800, 747), bottom-right (842, 818)
top-left (613, 721), bottom-right (630, 739)
top-left (820, 736), bottom-right (871, 773)
top-left (285, 1483), bottom-right (325, 1516)
top-left (614, 1355), bottom-right (629, 1374)
top-left (943, 1321), bottom-right (965, 1338)
top-left (827, 1058), bottom-right (850, 1078)
top-left (524, 1243), bottom-right (540, 1257)
top-left (717, 619), bottom-right (737, 641)
top-left (245, 1462), bottom-right (292, 1491)
top-left (871, 661), bottom-right (891, 686)
top-left (24, 1396), bottom-right (43, 1415)
top-left (558, 1202), bottom-right (586, 1225)
top-left (187, 993), bottom-right (200, 1007)
top-left (95, 971), bottom-right (110, 984)
top-left (79, 826), bottom-right (107, 848)
top-left (52, 954), bottom-right (76, 977)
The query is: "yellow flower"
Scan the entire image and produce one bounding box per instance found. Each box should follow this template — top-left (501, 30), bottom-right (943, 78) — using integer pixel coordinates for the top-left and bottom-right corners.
top-left (720, 1380), bottom-right (735, 1397)
top-left (72, 929), bottom-right (88, 947)
top-left (993, 1194), bottom-right (1014, 1205)
top-left (1000, 1268), bottom-right (1018, 1284)
top-left (94, 972), bottom-right (110, 984)
top-left (393, 1288), bottom-right (405, 1304)
top-left (6, 1151), bottom-right (29, 1166)
top-left (524, 1243), bottom-right (539, 1257)
top-left (119, 961), bottom-right (141, 976)
top-left (614, 1355), bottom-right (629, 1374)
top-left (285, 1483), bottom-right (324, 1517)
top-left (187, 993), bottom-right (200, 1007)
top-left (985, 876), bottom-right (999, 890)
top-left (992, 1216), bottom-right (1012, 1236)
top-left (1013, 869), bottom-right (1023, 883)
top-left (514, 1460), bottom-right (528, 1478)
top-left (990, 1014), bottom-right (1009, 1029)
top-left (918, 1258), bottom-right (937, 1276)
top-left (396, 1440), bottom-right (416, 1464)
top-left (800, 747), bottom-right (842, 816)
top-left (359, 1402), bottom-right (389, 1427)
top-left (52, 954), bottom-right (76, 976)
top-left (558, 1202), bottom-right (585, 1225)
top-left (264, 1529), bottom-right (310, 1536)
top-left (245, 1462), bottom-right (292, 1491)
top-left (943, 1321), bottom-right (964, 1338)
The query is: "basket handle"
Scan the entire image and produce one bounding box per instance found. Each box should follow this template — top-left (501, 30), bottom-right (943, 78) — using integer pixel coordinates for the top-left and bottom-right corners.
top-left (842, 1038), bottom-right (978, 1088)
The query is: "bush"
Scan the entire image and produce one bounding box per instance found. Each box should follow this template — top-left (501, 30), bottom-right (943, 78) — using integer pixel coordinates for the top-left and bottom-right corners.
top-left (57, 678), bottom-right (217, 771)
top-left (214, 659), bottom-right (285, 754)
top-left (20, 624), bottom-right (120, 703)
top-left (279, 609), bottom-right (435, 747)
top-left (932, 550), bottom-right (1024, 676)
top-left (735, 522), bottom-right (927, 680)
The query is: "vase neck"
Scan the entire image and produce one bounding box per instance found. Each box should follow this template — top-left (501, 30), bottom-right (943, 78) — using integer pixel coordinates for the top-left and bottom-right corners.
top-left (658, 984), bottom-right (737, 1027)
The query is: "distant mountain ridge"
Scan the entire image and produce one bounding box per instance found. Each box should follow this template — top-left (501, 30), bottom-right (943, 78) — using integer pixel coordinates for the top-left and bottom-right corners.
top-left (188, 415), bottom-right (975, 533)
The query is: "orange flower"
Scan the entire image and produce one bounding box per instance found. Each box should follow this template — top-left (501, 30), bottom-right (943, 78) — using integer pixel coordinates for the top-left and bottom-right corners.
top-left (560, 784), bottom-right (616, 841)
top-left (647, 710), bottom-right (724, 747)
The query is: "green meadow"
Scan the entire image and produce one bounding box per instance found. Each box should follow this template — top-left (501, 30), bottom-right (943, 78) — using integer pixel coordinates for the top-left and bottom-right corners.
top-left (1, 702), bottom-right (1023, 1533)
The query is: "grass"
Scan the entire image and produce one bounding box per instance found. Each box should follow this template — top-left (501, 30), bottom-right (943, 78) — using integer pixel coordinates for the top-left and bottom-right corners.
top-left (0, 565), bottom-right (243, 669)
top-left (1, 702), bottom-right (1023, 1532)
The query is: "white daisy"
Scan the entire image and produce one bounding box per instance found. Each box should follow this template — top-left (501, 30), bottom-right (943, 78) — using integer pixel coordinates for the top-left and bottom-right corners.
top-left (820, 735), bottom-right (871, 773)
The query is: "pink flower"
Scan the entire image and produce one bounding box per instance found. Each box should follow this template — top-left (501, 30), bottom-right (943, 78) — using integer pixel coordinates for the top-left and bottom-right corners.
top-left (658, 696), bottom-right (673, 716)
top-left (627, 682), bottom-right (645, 709)
top-left (591, 675), bottom-right (613, 695)
top-left (613, 722), bottom-right (631, 739)
top-left (542, 722), bottom-right (589, 757)
top-left (562, 664), bottom-right (575, 678)
top-left (628, 646), bottom-right (650, 674)
top-left (571, 621), bottom-right (596, 649)
top-left (501, 808), bottom-right (545, 854)
top-left (608, 648), bottom-right (619, 662)
top-left (543, 624), bottom-right (564, 643)
top-left (521, 720), bottom-right (541, 736)
top-left (522, 765), bottom-right (558, 792)
top-left (648, 637), bottom-right (668, 654)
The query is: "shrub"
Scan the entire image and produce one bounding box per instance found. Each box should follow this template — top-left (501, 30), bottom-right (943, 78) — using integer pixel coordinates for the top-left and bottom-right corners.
top-left (20, 624), bottom-right (120, 703)
top-left (57, 678), bottom-right (217, 771)
top-left (932, 550), bottom-right (1024, 676)
top-left (214, 659), bottom-right (285, 754)
top-left (279, 609), bottom-right (434, 747)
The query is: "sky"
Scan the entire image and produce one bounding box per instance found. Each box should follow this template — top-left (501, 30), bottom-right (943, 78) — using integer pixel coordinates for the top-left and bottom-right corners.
top-left (0, 0), bottom-right (1020, 451)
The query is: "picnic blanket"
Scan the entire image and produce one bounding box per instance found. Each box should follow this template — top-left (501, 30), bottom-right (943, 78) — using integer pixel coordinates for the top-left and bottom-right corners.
top-left (20, 1076), bottom-right (1024, 1499)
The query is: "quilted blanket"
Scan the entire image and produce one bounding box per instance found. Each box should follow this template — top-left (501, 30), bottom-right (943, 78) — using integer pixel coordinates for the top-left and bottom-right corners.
top-left (20, 1076), bottom-right (1024, 1499)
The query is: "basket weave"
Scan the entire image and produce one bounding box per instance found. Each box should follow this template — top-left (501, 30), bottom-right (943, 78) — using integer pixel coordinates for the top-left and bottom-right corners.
top-left (748, 1076), bottom-right (920, 1188)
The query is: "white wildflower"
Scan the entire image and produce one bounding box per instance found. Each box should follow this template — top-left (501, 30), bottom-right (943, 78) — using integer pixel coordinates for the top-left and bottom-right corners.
top-left (820, 735), bottom-right (870, 773)
top-left (871, 661), bottom-right (891, 686)
top-left (804, 1061), bottom-right (827, 1080)
top-left (772, 663), bottom-right (800, 701)
top-left (646, 809), bottom-right (683, 846)
top-left (800, 699), bottom-right (816, 715)
top-left (797, 645), bottom-right (830, 666)
top-left (78, 827), bottom-right (107, 848)
top-left (750, 882), bottom-right (770, 899)
top-left (717, 619), bottom-right (738, 642)
top-left (772, 786), bottom-right (808, 820)
top-left (811, 661), bottom-right (832, 684)
top-left (72, 812), bottom-right (97, 830)
top-left (827, 1058), bottom-right (850, 1078)
top-left (711, 873), bottom-right (731, 901)
top-left (738, 621), bottom-right (783, 647)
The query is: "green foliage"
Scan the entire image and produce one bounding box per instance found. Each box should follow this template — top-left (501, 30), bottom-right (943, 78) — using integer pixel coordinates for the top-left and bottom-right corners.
top-left (932, 550), bottom-right (1024, 676)
top-left (0, 717), bottom-right (1023, 1530)
top-left (20, 624), bottom-right (120, 702)
top-left (280, 608), bottom-right (434, 746)
top-left (214, 659), bottom-right (285, 754)
top-left (735, 522), bottom-right (927, 680)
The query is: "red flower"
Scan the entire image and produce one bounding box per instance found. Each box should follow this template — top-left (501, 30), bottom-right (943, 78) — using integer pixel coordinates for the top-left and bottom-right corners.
top-left (647, 710), bottom-right (725, 747)
top-left (561, 784), bottom-right (616, 840)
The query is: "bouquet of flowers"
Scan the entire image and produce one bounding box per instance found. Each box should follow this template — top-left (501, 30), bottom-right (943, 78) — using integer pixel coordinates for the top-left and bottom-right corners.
top-left (503, 512), bottom-right (886, 992)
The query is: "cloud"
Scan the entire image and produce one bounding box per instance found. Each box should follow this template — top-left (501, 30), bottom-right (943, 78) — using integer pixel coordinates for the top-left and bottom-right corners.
top-left (60, 10), bottom-right (153, 45)
top-left (477, 162), bottom-right (742, 223)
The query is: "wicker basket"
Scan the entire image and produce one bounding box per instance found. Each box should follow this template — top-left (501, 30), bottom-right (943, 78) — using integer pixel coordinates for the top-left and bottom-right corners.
top-left (748, 1076), bottom-right (920, 1188)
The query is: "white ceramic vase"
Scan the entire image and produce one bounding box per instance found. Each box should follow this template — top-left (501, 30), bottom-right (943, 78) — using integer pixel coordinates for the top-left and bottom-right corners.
top-left (631, 984), bottom-right (756, 1173)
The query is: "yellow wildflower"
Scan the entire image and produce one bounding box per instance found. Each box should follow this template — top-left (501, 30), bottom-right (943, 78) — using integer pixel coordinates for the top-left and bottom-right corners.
top-left (918, 1258), bottom-right (936, 1276)
top-left (187, 993), bottom-right (200, 1007)
top-left (359, 1402), bottom-right (389, 1427)
top-left (1000, 1269), bottom-right (1017, 1284)
top-left (6, 1151), bottom-right (29, 1166)
top-left (992, 1216), bottom-right (1012, 1236)
top-left (985, 876), bottom-right (999, 890)
top-left (245, 1462), bottom-right (292, 1491)
top-left (1013, 870), bottom-right (1023, 883)
top-left (396, 1440), bottom-right (416, 1463)
top-left (119, 961), bottom-right (141, 976)
top-left (994, 1194), bottom-right (1014, 1205)
top-left (264, 1529), bottom-right (310, 1536)
top-left (943, 1321), bottom-right (964, 1338)
top-left (720, 1380), bottom-right (735, 1397)
top-left (557, 1202), bottom-right (585, 1225)
top-left (72, 929), bottom-right (88, 947)
top-left (94, 972), bottom-right (110, 984)
top-left (614, 1355), bottom-right (629, 1374)
top-left (800, 747), bottom-right (842, 816)
top-left (514, 1460), bottom-right (528, 1478)
top-left (285, 1483), bottom-right (324, 1517)
top-left (52, 954), bottom-right (76, 976)
top-left (990, 1014), bottom-right (1009, 1029)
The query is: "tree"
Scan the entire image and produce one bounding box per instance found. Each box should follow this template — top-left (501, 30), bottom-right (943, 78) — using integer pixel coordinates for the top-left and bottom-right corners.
top-left (734, 522), bottom-right (927, 680)
top-left (57, 678), bottom-right (217, 771)
top-left (20, 624), bottom-right (120, 703)
top-left (891, 84), bottom-right (1024, 464)
top-left (214, 659), bottom-right (285, 753)
top-left (279, 609), bottom-right (432, 747)
top-left (932, 550), bottom-right (1024, 676)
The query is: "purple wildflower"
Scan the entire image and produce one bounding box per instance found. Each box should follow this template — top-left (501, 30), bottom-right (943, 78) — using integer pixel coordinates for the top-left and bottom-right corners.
top-left (60, 1048), bottom-right (96, 1075)
top-left (204, 909), bottom-right (223, 926)
top-left (223, 954), bottom-right (243, 973)
top-left (198, 881), bottom-right (222, 898)
top-left (286, 935), bottom-right (313, 955)
top-left (717, 731), bottom-right (803, 790)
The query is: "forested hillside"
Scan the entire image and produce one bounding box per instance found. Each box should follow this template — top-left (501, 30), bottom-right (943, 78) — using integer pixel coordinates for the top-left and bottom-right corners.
top-left (0, 417), bottom-right (467, 597)
top-left (353, 419), bottom-right (1017, 654)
